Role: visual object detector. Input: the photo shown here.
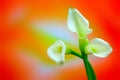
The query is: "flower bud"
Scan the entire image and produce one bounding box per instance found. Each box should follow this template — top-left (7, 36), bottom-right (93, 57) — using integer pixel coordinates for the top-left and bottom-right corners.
top-left (47, 40), bottom-right (66, 64)
top-left (85, 38), bottom-right (113, 57)
top-left (67, 8), bottom-right (92, 39)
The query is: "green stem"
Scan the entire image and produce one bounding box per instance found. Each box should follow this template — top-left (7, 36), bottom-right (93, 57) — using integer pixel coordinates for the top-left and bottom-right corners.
top-left (66, 49), bottom-right (96, 80)
top-left (67, 49), bottom-right (96, 80)
top-left (78, 38), bottom-right (96, 80)
top-left (82, 54), bottom-right (96, 80)
top-left (66, 48), bottom-right (83, 59)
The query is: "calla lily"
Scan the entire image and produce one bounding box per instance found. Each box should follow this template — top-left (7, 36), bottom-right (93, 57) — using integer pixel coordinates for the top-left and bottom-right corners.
top-left (47, 40), bottom-right (66, 64)
top-left (85, 38), bottom-right (113, 57)
top-left (67, 8), bottom-right (92, 39)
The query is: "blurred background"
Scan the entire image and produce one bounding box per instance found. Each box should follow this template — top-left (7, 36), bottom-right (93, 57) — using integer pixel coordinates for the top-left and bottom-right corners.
top-left (0, 0), bottom-right (120, 80)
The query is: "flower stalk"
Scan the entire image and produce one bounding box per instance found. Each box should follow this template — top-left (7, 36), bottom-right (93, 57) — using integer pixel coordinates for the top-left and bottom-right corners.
top-left (79, 37), bottom-right (96, 80)
top-left (66, 48), bottom-right (83, 58)
top-left (82, 54), bottom-right (96, 80)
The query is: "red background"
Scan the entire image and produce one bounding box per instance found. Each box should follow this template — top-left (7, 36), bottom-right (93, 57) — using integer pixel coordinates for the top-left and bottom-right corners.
top-left (0, 0), bottom-right (120, 80)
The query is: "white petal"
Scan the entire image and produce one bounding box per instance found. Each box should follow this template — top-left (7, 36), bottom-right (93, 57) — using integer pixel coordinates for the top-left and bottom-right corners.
top-left (85, 38), bottom-right (113, 57)
top-left (47, 40), bottom-right (66, 63)
top-left (67, 8), bottom-right (92, 38)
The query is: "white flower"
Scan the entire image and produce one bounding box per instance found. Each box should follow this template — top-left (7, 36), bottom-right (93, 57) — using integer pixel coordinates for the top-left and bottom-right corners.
top-left (67, 8), bottom-right (92, 39)
top-left (47, 40), bottom-right (66, 64)
top-left (85, 38), bottom-right (113, 57)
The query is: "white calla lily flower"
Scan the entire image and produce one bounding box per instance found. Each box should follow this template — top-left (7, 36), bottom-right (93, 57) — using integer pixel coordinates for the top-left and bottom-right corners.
top-left (47, 40), bottom-right (66, 64)
top-left (85, 38), bottom-right (113, 57)
top-left (67, 8), bottom-right (92, 39)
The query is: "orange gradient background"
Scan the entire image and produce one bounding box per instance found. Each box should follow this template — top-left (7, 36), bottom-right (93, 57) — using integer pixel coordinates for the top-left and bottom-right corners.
top-left (0, 0), bottom-right (120, 80)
